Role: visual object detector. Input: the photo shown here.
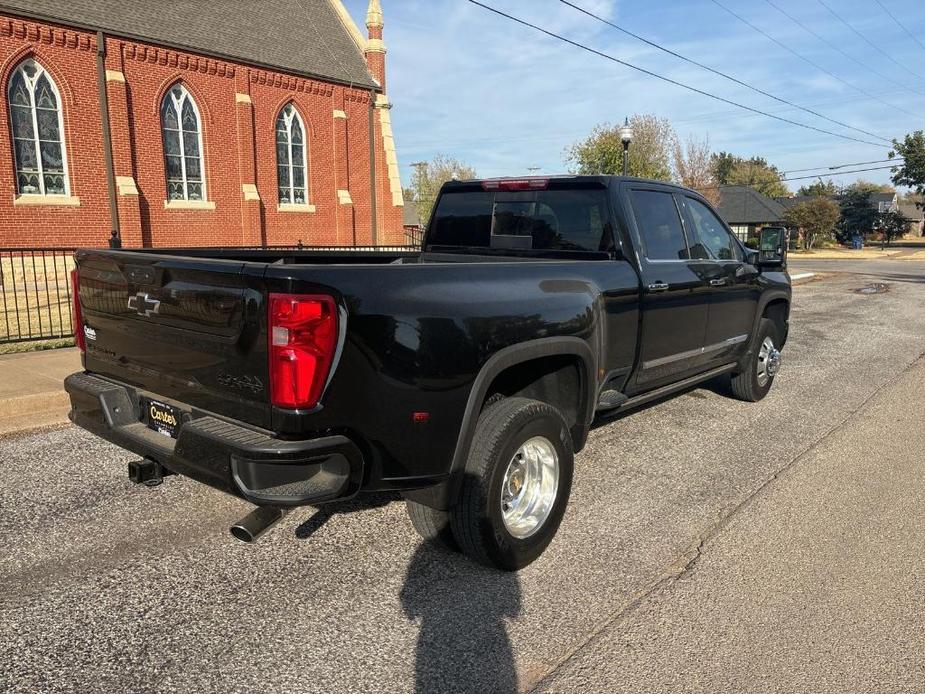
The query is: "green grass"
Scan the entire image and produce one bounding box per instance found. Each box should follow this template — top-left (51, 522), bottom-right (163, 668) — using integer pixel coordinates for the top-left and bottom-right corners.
top-left (0, 337), bottom-right (74, 355)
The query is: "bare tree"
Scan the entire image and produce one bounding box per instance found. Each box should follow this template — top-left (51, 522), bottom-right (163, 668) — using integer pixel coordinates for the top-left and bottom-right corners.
top-left (672, 135), bottom-right (719, 206)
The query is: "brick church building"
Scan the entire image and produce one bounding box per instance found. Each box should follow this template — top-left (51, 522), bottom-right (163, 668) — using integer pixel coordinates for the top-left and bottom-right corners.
top-left (0, 0), bottom-right (406, 248)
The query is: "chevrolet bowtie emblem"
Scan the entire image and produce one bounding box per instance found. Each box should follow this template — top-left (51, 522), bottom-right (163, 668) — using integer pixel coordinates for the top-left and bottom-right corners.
top-left (127, 292), bottom-right (161, 317)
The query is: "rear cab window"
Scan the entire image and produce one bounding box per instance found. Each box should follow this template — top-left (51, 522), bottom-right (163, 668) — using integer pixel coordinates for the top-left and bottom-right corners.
top-left (426, 180), bottom-right (616, 257)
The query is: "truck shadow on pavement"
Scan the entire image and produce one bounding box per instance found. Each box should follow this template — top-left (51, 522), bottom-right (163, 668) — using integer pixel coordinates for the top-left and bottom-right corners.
top-left (400, 542), bottom-right (521, 694)
top-left (293, 493), bottom-right (522, 692)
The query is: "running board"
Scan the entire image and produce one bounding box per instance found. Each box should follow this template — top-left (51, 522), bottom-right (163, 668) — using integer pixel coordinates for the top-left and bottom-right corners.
top-left (597, 389), bottom-right (628, 410)
top-left (599, 363), bottom-right (737, 417)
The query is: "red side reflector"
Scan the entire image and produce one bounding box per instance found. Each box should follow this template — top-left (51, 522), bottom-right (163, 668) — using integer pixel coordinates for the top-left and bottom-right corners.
top-left (481, 178), bottom-right (549, 192)
top-left (412, 411), bottom-right (430, 424)
top-left (268, 294), bottom-right (338, 409)
top-left (70, 268), bottom-right (85, 353)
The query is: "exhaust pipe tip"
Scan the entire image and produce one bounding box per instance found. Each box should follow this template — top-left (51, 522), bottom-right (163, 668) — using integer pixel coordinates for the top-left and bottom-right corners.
top-left (229, 506), bottom-right (286, 543)
top-left (229, 523), bottom-right (257, 543)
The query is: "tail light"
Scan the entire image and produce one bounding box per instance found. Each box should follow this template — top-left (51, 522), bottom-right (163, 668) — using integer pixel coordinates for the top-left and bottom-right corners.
top-left (481, 178), bottom-right (549, 192)
top-left (71, 268), bottom-right (85, 353)
top-left (268, 294), bottom-right (338, 409)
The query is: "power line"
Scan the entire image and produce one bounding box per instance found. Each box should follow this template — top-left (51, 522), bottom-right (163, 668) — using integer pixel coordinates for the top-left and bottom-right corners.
top-left (557, 0), bottom-right (891, 144)
top-left (465, 0), bottom-right (887, 149)
top-left (782, 158), bottom-right (903, 174)
top-left (764, 0), bottom-right (925, 100)
top-left (816, 0), bottom-right (925, 82)
top-left (780, 164), bottom-right (898, 182)
top-left (710, 0), bottom-right (919, 119)
top-left (408, 162), bottom-right (902, 200)
top-left (874, 0), bottom-right (925, 54)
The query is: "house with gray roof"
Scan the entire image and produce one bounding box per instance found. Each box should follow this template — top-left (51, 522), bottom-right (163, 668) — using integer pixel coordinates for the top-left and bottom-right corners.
top-left (715, 186), bottom-right (787, 241)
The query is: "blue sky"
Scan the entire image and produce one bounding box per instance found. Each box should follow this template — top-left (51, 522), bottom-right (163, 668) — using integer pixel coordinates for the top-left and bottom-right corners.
top-left (343, 0), bottom-right (925, 192)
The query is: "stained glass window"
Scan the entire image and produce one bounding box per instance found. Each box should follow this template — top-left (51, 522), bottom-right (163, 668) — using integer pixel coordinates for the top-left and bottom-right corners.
top-left (161, 84), bottom-right (205, 201)
top-left (7, 60), bottom-right (68, 196)
top-left (276, 103), bottom-right (308, 205)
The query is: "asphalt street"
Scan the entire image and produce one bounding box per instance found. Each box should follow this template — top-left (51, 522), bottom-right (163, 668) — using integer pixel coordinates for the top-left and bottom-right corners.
top-left (1, 261), bottom-right (924, 693)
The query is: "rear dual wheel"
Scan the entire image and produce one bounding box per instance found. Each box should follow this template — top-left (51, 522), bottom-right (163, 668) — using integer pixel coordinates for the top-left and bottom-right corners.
top-left (407, 397), bottom-right (574, 571)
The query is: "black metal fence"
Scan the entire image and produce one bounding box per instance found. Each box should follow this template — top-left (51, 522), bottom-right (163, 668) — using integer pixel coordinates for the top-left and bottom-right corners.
top-left (0, 247), bottom-right (76, 345)
top-left (0, 242), bottom-right (423, 345)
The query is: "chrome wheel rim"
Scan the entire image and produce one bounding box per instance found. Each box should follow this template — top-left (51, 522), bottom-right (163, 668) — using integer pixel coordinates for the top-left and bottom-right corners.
top-left (500, 436), bottom-right (559, 540)
top-left (757, 336), bottom-right (781, 387)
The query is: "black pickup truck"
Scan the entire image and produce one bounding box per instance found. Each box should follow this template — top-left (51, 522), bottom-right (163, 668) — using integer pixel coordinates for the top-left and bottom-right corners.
top-left (66, 176), bottom-right (790, 570)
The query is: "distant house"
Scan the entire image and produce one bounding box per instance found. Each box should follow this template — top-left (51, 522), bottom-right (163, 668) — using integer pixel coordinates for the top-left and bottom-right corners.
top-left (776, 191), bottom-right (898, 215)
top-left (715, 186), bottom-right (787, 241)
top-left (777, 191), bottom-right (906, 241)
top-left (899, 202), bottom-right (924, 237)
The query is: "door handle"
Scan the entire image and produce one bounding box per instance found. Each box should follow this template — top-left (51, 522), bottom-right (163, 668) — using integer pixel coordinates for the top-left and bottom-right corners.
top-left (647, 282), bottom-right (670, 292)
top-left (709, 278), bottom-right (727, 287)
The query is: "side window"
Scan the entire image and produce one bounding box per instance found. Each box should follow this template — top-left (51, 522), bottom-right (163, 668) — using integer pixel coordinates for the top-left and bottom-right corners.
top-left (685, 197), bottom-right (741, 261)
top-left (629, 190), bottom-right (688, 260)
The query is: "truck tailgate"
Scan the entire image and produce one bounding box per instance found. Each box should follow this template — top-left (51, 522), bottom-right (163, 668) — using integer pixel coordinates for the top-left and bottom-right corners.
top-left (76, 251), bottom-right (271, 429)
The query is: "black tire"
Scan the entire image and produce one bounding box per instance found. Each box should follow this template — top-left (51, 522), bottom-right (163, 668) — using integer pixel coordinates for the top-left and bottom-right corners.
top-left (406, 500), bottom-right (459, 551)
top-left (730, 318), bottom-right (781, 402)
top-left (450, 397), bottom-right (574, 571)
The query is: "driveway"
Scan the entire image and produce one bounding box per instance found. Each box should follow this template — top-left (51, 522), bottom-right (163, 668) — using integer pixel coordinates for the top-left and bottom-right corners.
top-left (1, 263), bottom-right (923, 693)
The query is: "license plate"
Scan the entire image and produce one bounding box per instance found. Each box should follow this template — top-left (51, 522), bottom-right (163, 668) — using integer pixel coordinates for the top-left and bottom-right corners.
top-left (144, 399), bottom-right (181, 439)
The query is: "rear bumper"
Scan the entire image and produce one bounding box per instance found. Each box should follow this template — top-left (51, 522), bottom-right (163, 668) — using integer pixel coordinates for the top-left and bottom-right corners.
top-left (64, 372), bottom-right (364, 506)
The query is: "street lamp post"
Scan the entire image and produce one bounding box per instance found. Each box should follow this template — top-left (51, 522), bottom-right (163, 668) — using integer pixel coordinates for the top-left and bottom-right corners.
top-left (619, 117), bottom-right (634, 177)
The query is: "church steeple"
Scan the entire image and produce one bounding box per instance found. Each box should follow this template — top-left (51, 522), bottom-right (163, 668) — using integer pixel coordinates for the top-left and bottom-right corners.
top-left (366, 0), bottom-right (383, 28)
top-left (364, 0), bottom-right (386, 89)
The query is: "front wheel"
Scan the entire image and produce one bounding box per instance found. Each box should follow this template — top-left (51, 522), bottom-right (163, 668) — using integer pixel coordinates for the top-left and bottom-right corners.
top-left (730, 318), bottom-right (782, 402)
top-left (450, 397), bottom-right (574, 571)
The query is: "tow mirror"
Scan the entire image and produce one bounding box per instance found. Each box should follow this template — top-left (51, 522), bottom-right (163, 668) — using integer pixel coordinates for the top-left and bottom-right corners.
top-left (757, 226), bottom-right (787, 268)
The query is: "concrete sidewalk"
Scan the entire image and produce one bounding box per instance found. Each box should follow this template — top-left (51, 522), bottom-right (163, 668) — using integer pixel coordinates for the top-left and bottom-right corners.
top-left (0, 347), bottom-right (79, 437)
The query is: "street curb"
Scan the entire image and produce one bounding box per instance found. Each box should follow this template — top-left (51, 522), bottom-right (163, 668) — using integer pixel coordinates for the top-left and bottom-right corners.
top-left (790, 272), bottom-right (816, 285)
top-left (0, 418), bottom-right (71, 442)
top-left (0, 391), bottom-right (70, 418)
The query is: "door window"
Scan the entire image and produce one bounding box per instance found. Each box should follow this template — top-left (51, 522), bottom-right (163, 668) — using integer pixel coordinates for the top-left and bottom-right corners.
top-left (629, 190), bottom-right (689, 261)
top-left (685, 197), bottom-right (742, 261)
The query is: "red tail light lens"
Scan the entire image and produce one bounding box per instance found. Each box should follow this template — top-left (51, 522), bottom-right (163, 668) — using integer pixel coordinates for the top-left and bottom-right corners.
top-left (268, 294), bottom-right (338, 409)
top-left (71, 268), bottom-right (85, 353)
top-left (481, 178), bottom-right (549, 192)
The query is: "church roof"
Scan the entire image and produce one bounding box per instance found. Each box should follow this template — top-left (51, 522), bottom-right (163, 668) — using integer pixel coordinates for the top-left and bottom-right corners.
top-left (0, 0), bottom-right (379, 89)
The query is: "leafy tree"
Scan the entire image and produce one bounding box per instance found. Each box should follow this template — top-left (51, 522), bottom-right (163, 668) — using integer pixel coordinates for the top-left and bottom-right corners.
top-left (874, 209), bottom-right (909, 247)
top-left (836, 189), bottom-right (879, 244)
top-left (890, 130), bottom-right (925, 202)
top-left (408, 155), bottom-right (477, 224)
top-left (710, 151), bottom-right (739, 185)
top-left (672, 135), bottom-right (720, 205)
top-left (783, 196), bottom-right (841, 249)
top-left (727, 158), bottom-right (789, 198)
top-left (842, 179), bottom-right (895, 195)
top-left (797, 179), bottom-right (838, 197)
top-left (710, 153), bottom-right (788, 197)
top-left (566, 114), bottom-right (674, 181)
